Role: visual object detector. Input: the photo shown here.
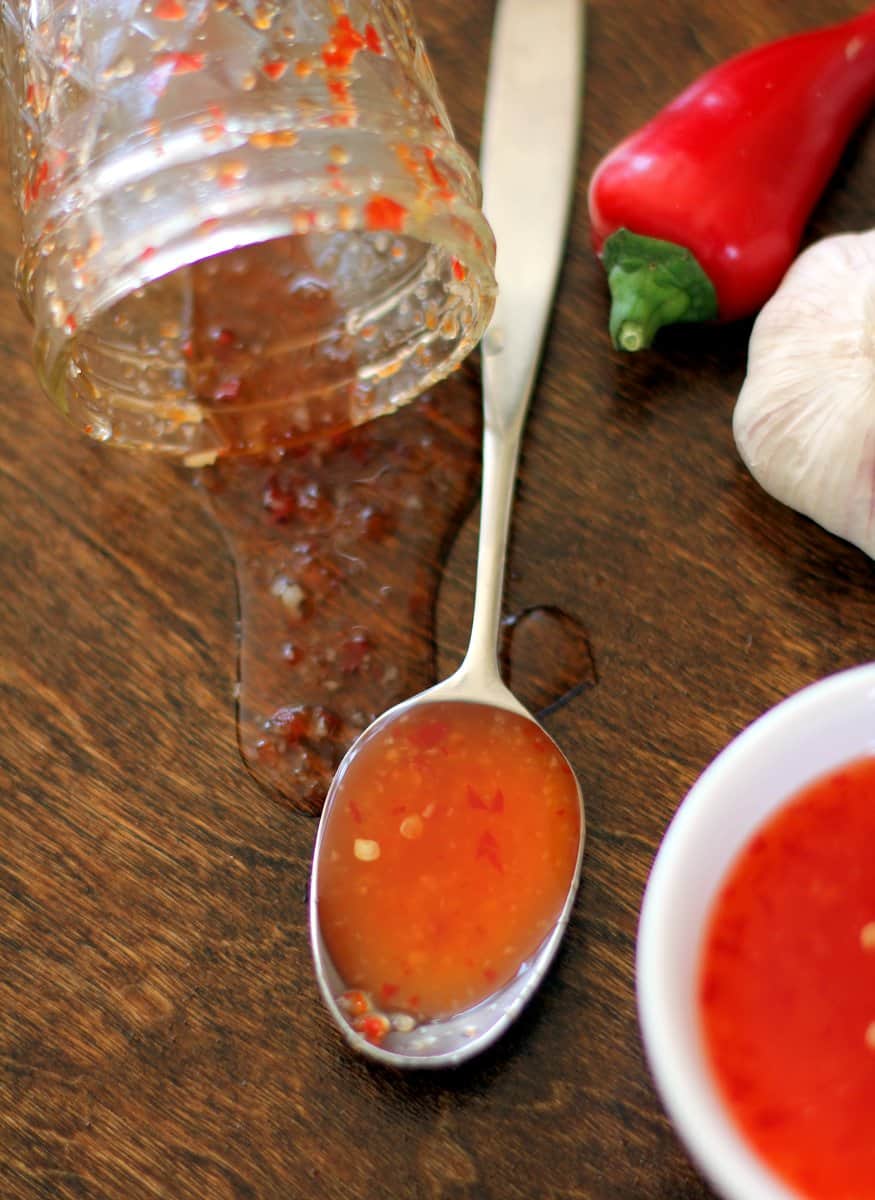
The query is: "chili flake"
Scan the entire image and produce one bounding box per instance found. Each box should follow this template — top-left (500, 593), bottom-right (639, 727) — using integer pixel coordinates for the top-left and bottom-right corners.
top-left (363, 195), bottom-right (407, 234)
top-left (339, 990), bottom-right (369, 1017)
top-left (322, 15), bottom-right (366, 71)
top-left (364, 23), bottom-right (383, 54)
top-left (154, 0), bottom-right (187, 20)
top-left (156, 51), bottom-right (205, 75)
top-left (352, 1013), bottom-right (390, 1046)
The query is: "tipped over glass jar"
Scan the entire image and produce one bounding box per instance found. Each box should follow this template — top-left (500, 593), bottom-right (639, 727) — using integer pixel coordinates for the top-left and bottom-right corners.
top-left (0, 0), bottom-right (496, 462)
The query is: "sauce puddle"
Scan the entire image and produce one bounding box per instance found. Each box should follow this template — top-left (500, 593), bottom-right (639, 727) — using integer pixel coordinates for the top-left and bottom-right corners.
top-left (198, 370), bottom-right (482, 813)
top-left (502, 605), bottom-right (597, 716)
top-left (197, 372), bottom-right (597, 816)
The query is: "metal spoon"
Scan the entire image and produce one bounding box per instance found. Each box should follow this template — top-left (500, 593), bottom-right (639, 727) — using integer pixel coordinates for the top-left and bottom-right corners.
top-left (309, 0), bottom-right (586, 1069)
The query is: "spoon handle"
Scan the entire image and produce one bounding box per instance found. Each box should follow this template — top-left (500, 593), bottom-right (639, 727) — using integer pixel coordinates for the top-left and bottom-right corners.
top-left (464, 0), bottom-right (586, 678)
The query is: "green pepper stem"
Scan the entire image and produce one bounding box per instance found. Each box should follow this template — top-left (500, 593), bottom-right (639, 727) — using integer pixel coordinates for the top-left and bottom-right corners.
top-left (601, 229), bottom-right (718, 352)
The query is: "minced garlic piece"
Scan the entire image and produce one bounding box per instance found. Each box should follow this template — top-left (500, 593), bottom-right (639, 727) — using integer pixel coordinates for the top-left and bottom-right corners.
top-left (399, 814), bottom-right (423, 840)
top-left (183, 448), bottom-right (218, 468)
top-left (353, 838), bottom-right (380, 862)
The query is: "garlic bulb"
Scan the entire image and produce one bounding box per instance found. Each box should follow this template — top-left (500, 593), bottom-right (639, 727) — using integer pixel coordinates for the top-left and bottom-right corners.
top-left (733, 231), bottom-right (875, 559)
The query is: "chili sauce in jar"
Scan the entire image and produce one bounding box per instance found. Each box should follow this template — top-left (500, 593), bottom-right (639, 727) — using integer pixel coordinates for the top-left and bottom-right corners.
top-left (2, 1), bottom-right (495, 459)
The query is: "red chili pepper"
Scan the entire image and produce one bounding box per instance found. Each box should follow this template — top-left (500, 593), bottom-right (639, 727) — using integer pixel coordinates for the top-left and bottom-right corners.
top-left (588, 7), bottom-right (875, 351)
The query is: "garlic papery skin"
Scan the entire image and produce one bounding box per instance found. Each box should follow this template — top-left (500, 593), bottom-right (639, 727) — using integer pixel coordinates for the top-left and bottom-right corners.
top-left (733, 231), bottom-right (875, 559)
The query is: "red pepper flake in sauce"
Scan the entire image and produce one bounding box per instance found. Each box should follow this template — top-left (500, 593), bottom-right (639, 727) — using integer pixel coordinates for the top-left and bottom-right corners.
top-left (451, 258), bottom-right (467, 283)
top-left (326, 78), bottom-right (351, 107)
top-left (262, 475), bottom-right (297, 523)
top-left (211, 376), bottom-right (241, 401)
top-left (262, 58), bottom-right (287, 80)
top-left (202, 104), bottom-right (226, 142)
top-left (475, 830), bottom-right (503, 873)
top-left (154, 0), bottom-right (188, 20)
top-left (156, 51), bottom-right (205, 75)
top-left (364, 24), bottom-right (383, 54)
top-left (255, 738), bottom-right (281, 767)
top-left (467, 785), bottom-right (504, 813)
top-left (269, 704), bottom-right (311, 744)
top-left (340, 990), bottom-right (369, 1017)
top-left (217, 160), bottom-right (248, 188)
top-left (214, 326), bottom-right (236, 348)
top-left (700, 755), bottom-right (875, 1197)
top-left (337, 630), bottom-right (371, 673)
top-left (353, 1013), bottom-right (390, 1046)
top-left (316, 701), bottom-right (580, 1020)
top-left (423, 148), bottom-right (454, 201)
top-left (409, 718), bottom-right (448, 751)
top-left (23, 160), bottom-right (50, 210)
top-left (322, 15), bottom-right (367, 71)
top-left (363, 195), bottom-right (407, 234)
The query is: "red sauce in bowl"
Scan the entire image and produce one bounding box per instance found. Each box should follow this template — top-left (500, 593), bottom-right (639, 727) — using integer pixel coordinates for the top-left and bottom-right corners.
top-left (699, 755), bottom-right (875, 1199)
top-left (315, 700), bottom-right (581, 1024)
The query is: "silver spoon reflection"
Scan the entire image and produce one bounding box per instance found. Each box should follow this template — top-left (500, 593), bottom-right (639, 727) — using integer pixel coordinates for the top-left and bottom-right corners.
top-left (309, 0), bottom-right (586, 1068)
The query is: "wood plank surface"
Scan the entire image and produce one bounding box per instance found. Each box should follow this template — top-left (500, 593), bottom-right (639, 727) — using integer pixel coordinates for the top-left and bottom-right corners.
top-left (2, 2), bottom-right (874, 1198)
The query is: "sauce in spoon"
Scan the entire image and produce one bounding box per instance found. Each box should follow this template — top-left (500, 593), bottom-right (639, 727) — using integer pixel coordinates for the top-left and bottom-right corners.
top-left (316, 700), bottom-right (581, 1030)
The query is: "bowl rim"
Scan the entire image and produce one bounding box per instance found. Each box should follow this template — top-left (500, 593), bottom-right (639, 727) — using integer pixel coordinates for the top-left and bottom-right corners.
top-left (636, 660), bottom-right (875, 1200)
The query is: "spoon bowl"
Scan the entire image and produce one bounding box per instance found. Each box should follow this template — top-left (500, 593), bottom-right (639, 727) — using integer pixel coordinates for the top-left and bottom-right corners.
top-left (309, 664), bottom-right (585, 1067)
top-left (309, 0), bottom-right (586, 1068)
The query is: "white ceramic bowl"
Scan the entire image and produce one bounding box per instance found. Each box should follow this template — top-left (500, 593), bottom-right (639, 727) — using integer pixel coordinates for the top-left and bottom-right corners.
top-left (636, 661), bottom-right (875, 1200)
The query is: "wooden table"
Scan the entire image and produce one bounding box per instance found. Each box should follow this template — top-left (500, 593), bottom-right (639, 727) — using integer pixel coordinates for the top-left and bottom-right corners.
top-left (2, 2), bottom-right (873, 1197)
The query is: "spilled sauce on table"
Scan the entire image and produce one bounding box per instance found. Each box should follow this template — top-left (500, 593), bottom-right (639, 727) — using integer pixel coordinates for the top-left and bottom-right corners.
top-left (198, 375), bottom-right (596, 815)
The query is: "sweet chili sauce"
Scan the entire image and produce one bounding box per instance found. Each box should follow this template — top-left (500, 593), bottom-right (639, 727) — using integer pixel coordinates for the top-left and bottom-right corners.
top-left (315, 700), bottom-right (581, 1023)
top-left (193, 238), bottom-right (597, 816)
top-left (699, 755), bottom-right (875, 1200)
top-left (198, 367), bottom-right (484, 813)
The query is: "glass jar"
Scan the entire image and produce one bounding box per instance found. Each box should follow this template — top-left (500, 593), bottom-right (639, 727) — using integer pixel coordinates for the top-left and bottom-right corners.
top-left (0, 0), bottom-right (496, 462)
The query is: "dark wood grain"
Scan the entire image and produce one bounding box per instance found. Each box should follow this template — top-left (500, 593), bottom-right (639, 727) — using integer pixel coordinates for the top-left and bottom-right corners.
top-left (3, 3), bottom-right (874, 1198)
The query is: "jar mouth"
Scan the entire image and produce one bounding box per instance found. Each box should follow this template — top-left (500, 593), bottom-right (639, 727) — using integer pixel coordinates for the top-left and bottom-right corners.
top-left (26, 131), bottom-right (496, 461)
